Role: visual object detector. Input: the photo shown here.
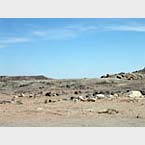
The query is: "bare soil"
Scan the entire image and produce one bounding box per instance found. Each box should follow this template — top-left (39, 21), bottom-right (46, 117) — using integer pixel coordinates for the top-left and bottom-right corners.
top-left (0, 78), bottom-right (145, 127)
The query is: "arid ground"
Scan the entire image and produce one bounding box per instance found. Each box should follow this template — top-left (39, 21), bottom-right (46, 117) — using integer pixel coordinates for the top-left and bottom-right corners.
top-left (0, 72), bottom-right (145, 127)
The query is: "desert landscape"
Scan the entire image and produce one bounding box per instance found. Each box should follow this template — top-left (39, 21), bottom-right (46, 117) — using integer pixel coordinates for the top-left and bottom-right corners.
top-left (0, 68), bottom-right (145, 127)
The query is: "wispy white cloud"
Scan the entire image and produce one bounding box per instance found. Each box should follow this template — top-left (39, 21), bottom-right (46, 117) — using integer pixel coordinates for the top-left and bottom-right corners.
top-left (31, 21), bottom-right (145, 41)
top-left (106, 25), bottom-right (145, 32)
top-left (0, 37), bottom-right (30, 44)
top-left (66, 22), bottom-right (145, 33)
top-left (0, 37), bottom-right (31, 48)
top-left (33, 24), bottom-right (99, 40)
top-left (33, 29), bottom-right (76, 40)
top-left (66, 24), bottom-right (99, 32)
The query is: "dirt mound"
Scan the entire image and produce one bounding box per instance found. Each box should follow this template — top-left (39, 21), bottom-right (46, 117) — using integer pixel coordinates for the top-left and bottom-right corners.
top-left (0, 75), bottom-right (53, 81)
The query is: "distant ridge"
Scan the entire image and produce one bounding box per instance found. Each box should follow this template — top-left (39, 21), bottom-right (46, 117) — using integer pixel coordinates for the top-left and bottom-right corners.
top-left (0, 75), bottom-right (53, 81)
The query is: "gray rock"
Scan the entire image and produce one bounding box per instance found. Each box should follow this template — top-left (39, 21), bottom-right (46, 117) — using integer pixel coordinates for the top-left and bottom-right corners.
top-left (0, 100), bottom-right (12, 104)
top-left (98, 108), bottom-right (119, 115)
top-left (45, 92), bottom-right (52, 97)
top-left (140, 90), bottom-right (145, 95)
top-left (15, 100), bottom-right (23, 105)
top-left (44, 99), bottom-right (48, 104)
top-left (87, 98), bottom-right (96, 102)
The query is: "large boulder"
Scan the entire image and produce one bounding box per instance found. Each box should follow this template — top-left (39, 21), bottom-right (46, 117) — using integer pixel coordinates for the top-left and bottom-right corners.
top-left (127, 91), bottom-right (143, 98)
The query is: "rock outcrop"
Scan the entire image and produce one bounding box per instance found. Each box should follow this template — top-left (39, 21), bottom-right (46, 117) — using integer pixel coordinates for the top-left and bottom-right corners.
top-left (101, 68), bottom-right (145, 80)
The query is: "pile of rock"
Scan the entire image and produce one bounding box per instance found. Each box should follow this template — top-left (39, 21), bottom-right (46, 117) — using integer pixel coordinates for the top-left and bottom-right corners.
top-left (101, 72), bottom-right (144, 80)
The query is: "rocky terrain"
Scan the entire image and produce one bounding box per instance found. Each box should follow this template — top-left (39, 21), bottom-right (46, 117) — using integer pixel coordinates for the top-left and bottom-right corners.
top-left (0, 68), bottom-right (145, 127)
top-left (101, 67), bottom-right (145, 80)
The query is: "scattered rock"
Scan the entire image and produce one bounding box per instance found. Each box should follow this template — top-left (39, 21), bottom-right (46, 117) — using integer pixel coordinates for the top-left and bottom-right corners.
top-left (13, 95), bottom-right (19, 99)
top-left (45, 92), bottom-right (52, 97)
top-left (62, 98), bottom-right (68, 101)
top-left (101, 74), bottom-right (110, 78)
top-left (36, 107), bottom-right (43, 111)
top-left (15, 100), bottom-right (23, 105)
top-left (74, 99), bottom-right (79, 103)
top-left (29, 95), bottom-right (33, 98)
top-left (19, 93), bottom-right (25, 97)
top-left (44, 99), bottom-right (48, 104)
top-left (55, 93), bottom-right (60, 96)
top-left (0, 100), bottom-right (12, 104)
top-left (70, 97), bottom-right (75, 100)
top-left (87, 98), bottom-right (96, 102)
top-left (136, 114), bottom-right (143, 119)
top-left (108, 95), bottom-right (114, 98)
top-left (96, 94), bottom-right (106, 99)
top-left (48, 99), bottom-right (56, 103)
top-left (98, 108), bottom-right (119, 115)
top-left (93, 91), bottom-right (98, 96)
top-left (48, 99), bottom-right (52, 103)
top-left (114, 93), bottom-right (119, 98)
top-left (78, 96), bottom-right (86, 101)
top-left (116, 75), bottom-right (123, 79)
top-left (74, 91), bottom-right (81, 95)
top-left (127, 91), bottom-right (143, 98)
top-left (86, 94), bottom-right (92, 98)
top-left (140, 90), bottom-right (145, 95)
top-left (74, 91), bottom-right (79, 95)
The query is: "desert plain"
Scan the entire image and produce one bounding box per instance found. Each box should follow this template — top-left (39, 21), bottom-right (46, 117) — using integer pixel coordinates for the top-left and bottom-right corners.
top-left (0, 69), bottom-right (145, 127)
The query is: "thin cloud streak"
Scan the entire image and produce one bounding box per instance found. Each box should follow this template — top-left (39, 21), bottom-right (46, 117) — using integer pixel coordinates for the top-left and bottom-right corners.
top-left (0, 37), bottom-right (30, 44)
top-left (33, 29), bottom-right (76, 40)
top-left (32, 24), bottom-right (99, 40)
top-left (32, 22), bottom-right (145, 40)
top-left (106, 25), bottom-right (145, 32)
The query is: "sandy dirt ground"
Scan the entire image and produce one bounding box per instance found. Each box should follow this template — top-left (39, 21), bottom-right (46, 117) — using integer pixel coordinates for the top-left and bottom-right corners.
top-left (0, 94), bottom-right (145, 127)
top-left (0, 77), bottom-right (145, 127)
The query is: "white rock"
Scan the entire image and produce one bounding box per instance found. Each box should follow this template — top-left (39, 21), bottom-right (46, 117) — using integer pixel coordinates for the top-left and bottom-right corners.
top-left (13, 95), bottom-right (19, 99)
top-left (127, 91), bottom-right (143, 98)
top-left (108, 95), bottom-right (114, 98)
top-left (74, 99), bottom-right (79, 103)
top-left (96, 94), bottom-right (106, 99)
top-left (19, 93), bottom-right (25, 97)
top-left (114, 93), bottom-right (119, 98)
top-left (78, 96), bottom-right (86, 101)
top-left (36, 107), bottom-right (43, 111)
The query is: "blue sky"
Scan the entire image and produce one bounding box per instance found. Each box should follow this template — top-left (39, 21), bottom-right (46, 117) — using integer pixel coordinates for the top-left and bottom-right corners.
top-left (0, 18), bottom-right (145, 79)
